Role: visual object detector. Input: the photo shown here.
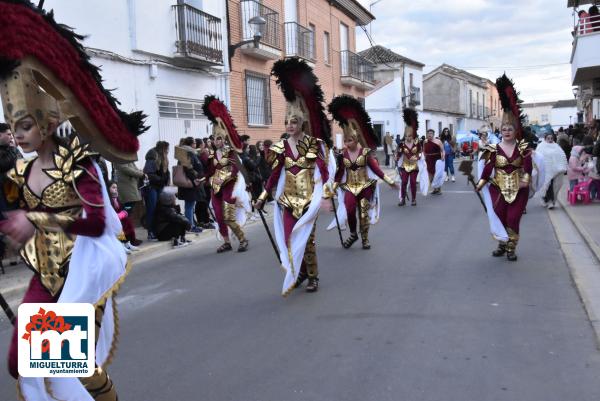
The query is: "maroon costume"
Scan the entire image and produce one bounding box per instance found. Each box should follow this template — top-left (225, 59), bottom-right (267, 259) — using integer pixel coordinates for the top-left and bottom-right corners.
top-left (479, 141), bottom-right (532, 243)
top-left (206, 149), bottom-right (241, 239)
top-left (423, 140), bottom-right (442, 177)
top-left (398, 141), bottom-right (421, 202)
top-left (264, 139), bottom-right (329, 242)
top-left (7, 158), bottom-right (105, 379)
top-left (334, 149), bottom-right (388, 235)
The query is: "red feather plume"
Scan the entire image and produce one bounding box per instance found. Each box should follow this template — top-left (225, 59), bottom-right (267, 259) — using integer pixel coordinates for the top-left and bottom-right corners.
top-left (202, 95), bottom-right (243, 152)
top-left (496, 73), bottom-right (525, 140)
top-left (0, 0), bottom-right (147, 159)
top-left (328, 95), bottom-right (378, 149)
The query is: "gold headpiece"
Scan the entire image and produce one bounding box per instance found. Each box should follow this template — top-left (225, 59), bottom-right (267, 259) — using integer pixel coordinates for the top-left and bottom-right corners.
top-left (342, 121), bottom-right (359, 142)
top-left (285, 97), bottom-right (309, 132)
top-left (1, 63), bottom-right (63, 138)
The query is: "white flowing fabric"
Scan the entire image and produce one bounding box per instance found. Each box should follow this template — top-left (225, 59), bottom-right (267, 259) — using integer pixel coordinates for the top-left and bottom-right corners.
top-left (326, 167), bottom-right (381, 231)
top-left (418, 157), bottom-right (429, 196)
top-left (273, 166), bottom-right (323, 296)
top-left (232, 172), bottom-right (252, 226)
top-left (529, 152), bottom-right (546, 199)
top-left (535, 142), bottom-right (567, 198)
top-left (431, 159), bottom-right (446, 189)
top-left (19, 161), bottom-right (127, 401)
top-left (477, 159), bottom-right (508, 242)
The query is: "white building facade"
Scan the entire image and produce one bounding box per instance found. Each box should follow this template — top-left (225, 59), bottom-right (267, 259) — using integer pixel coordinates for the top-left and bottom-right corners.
top-left (422, 64), bottom-right (489, 136)
top-left (358, 46), bottom-right (425, 140)
top-left (43, 0), bottom-right (230, 168)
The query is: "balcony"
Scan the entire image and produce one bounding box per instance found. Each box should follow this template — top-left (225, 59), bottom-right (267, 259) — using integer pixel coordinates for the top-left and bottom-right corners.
top-left (571, 14), bottom-right (600, 85)
top-left (173, 3), bottom-right (223, 65)
top-left (409, 86), bottom-right (421, 106)
top-left (340, 50), bottom-right (375, 90)
top-left (284, 22), bottom-right (315, 62)
top-left (240, 0), bottom-right (281, 60)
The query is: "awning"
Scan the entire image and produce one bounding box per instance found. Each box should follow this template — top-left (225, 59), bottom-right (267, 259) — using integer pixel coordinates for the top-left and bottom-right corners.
top-left (568, 1), bottom-right (596, 8)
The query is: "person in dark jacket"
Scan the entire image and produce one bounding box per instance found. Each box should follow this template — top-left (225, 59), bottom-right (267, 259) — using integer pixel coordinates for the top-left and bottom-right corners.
top-left (0, 123), bottom-right (21, 266)
top-left (154, 191), bottom-right (191, 248)
top-left (143, 140), bottom-right (170, 240)
top-left (176, 137), bottom-right (205, 233)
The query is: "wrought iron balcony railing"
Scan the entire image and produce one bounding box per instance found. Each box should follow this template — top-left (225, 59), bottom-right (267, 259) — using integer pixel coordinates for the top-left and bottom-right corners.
top-left (173, 3), bottom-right (223, 64)
top-left (340, 50), bottom-right (375, 84)
top-left (240, 0), bottom-right (280, 49)
top-left (284, 22), bottom-right (314, 60)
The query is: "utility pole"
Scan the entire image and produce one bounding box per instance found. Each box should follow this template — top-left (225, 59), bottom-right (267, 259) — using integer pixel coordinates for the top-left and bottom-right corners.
top-left (369, 0), bottom-right (383, 37)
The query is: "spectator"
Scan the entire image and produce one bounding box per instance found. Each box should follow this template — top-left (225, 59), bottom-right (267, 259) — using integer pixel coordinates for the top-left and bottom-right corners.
top-left (395, 134), bottom-right (402, 147)
top-left (176, 136), bottom-right (205, 233)
top-left (108, 181), bottom-right (140, 252)
top-left (245, 144), bottom-right (263, 220)
top-left (154, 191), bottom-right (191, 248)
top-left (258, 139), bottom-right (272, 189)
top-left (590, 5), bottom-right (600, 32)
top-left (143, 140), bottom-right (170, 240)
top-left (568, 144), bottom-right (592, 190)
top-left (383, 132), bottom-right (393, 167)
top-left (441, 127), bottom-right (456, 182)
top-left (114, 161), bottom-right (145, 213)
top-left (536, 133), bottom-right (568, 209)
top-left (0, 123), bottom-right (21, 266)
top-left (578, 9), bottom-right (591, 35)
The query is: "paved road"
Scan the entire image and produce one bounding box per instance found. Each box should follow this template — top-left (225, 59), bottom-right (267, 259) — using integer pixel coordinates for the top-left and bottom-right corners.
top-left (1, 179), bottom-right (600, 401)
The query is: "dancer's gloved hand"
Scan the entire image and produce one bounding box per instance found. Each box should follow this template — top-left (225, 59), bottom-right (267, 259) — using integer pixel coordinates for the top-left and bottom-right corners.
top-left (0, 210), bottom-right (35, 246)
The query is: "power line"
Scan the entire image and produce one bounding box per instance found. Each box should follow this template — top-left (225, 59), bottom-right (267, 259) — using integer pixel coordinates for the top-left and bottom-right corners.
top-left (425, 62), bottom-right (570, 70)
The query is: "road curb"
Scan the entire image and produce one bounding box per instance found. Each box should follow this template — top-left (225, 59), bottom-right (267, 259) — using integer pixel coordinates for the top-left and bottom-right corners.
top-left (549, 204), bottom-right (600, 349)
top-left (558, 198), bottom-right (600, 263)
top-left (1, 215), bottom-right (271, 304)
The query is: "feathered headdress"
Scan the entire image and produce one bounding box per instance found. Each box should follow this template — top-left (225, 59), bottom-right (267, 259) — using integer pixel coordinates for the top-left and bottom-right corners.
top-left (496, 73), bottom-right (525, 140)
top-left (271, 57), bottom-right (332, 148)
top-left (403, 108), bottom-right (419, 139)
top-left (201, 95), bottom-right (243, 153)
top-left (328, 95), bottom-right (378, 150)
top-left (0, 0), bottom-right (148, 162)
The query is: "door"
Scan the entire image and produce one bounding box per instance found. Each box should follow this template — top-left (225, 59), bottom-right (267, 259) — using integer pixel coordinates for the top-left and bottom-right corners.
top-left (340, 23), bottom-right (349, 75)
top-left (285, 0), bottom-right (297, 22)
top-left (373, 123), bottom-right (383, 145)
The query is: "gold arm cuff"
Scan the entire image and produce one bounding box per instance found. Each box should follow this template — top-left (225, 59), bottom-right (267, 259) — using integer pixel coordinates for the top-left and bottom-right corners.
top-left (383, 175), bottom-right (395, 186)
top-left (322, 183), bottom-right (335, 199)
top-left (476, 179), bottom-right (487, 191)
top-left (26, 212), bottom-right (76, 232)
top-left (521, 173), bottom-right (531, 184)
top-left (258, 190), bottom-right (269, 203)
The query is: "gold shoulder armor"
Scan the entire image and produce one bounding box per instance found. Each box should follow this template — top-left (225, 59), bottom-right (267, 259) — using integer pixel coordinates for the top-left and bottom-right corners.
top-left (7, 158), bottom-right (31, 188)
top-left (267, 140), bottom-right (285, 165)
top-left (518, 139), bottom-right (529, 154)
top-left (479, 144), bottom-right (497, 162)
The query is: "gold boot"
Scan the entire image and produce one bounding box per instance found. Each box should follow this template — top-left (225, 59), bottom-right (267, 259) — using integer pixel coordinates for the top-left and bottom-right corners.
top-left (506, 229), bottom-right (519, 261)
top-left (304, 227), bottom-right (319, 292)
top-left (359, 199), bottom-right (371, 250)
top-left (80, 367), bottom-right (118, 401)
top-left (224, 202), bottom-right (248, 252)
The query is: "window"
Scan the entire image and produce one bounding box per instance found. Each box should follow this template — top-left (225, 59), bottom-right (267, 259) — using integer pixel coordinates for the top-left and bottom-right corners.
top-left (541, 114), bottom-right (549, 123)
top-left (308, 23), bottom-right (316, 60)
top-left (323, 31), bottom-right (330, 64)
top-left (158, 99), bottom-right (204, 119)
top-left (245, 71), bottom-right (272, 125)
top-left (476, 92), bottom-right (480, 118)
top-left (425, 119), bottom-right (430, 131)
top-left (469, 90), bottom-right (473, 117)
top-left (339, 22), bottom-right (349, 51)
top-left (409, 73), bottom-right (414, 88)
top-left (438, 122), bottom-right (442, 135)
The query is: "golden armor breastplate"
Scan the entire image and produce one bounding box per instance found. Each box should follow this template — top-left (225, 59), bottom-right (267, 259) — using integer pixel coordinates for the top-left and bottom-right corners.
top-left (18, 165), bottom-right (83, 296)
top-left (279, 155), bottom-right (316, 219)
top-left (495, 154), bottom-right (523, 168)
top-left (341, 152), bottom-right (376, 196)
top-left (401, 145), bottom-right (419, 173)
top-left (491, 169), bottom-right (522, 204)
top-left (210, 153), bottom-right (234, 193)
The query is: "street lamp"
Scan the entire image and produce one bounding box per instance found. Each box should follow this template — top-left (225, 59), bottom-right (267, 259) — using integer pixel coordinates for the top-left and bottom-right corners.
top-left (229, 15), bottom-right (266, 58)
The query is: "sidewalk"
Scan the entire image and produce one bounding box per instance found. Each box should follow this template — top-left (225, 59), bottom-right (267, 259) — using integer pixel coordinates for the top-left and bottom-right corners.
top-left (0, 210), bottom-right (272, 307)
top-left (558, 185), bottom-right (600, 262)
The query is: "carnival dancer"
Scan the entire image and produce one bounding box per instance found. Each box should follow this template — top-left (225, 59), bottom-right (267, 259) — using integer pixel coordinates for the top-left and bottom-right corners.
top-left (423, 128), bottom-right (446, 194)
top-left (0, 1), bottom-right (148, 398)
top-left (476, 74), bottom-right (532, 262)
top-left (397, 108), bottom-right (423, 206)
top-left (255, 58), bottom-right (331, 294)
top-left (328, 95), bottom-right (397, 249)
top-left (202, 95), bottom-right (251, 253)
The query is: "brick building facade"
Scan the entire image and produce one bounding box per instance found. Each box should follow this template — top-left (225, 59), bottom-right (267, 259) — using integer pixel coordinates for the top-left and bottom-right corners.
top-left (227, 0), bottom-right (375, 142)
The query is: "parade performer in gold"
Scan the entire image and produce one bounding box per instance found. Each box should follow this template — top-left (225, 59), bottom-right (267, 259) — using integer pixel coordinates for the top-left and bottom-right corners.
top-left (0, 1), bottom-right (148, 399)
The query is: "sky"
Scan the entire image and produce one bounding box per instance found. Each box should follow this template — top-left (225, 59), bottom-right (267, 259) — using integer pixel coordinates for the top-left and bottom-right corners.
top-left (355, 0), bottom-right (578, 103)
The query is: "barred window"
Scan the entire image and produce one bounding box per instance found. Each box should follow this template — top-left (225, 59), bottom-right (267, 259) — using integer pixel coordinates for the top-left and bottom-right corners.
top-left (158, 99), bottom-right (204, 119)
top-left (323, 31), bottom-right (330, 64)
top-left (245, 71), bottom-right (272, 125)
